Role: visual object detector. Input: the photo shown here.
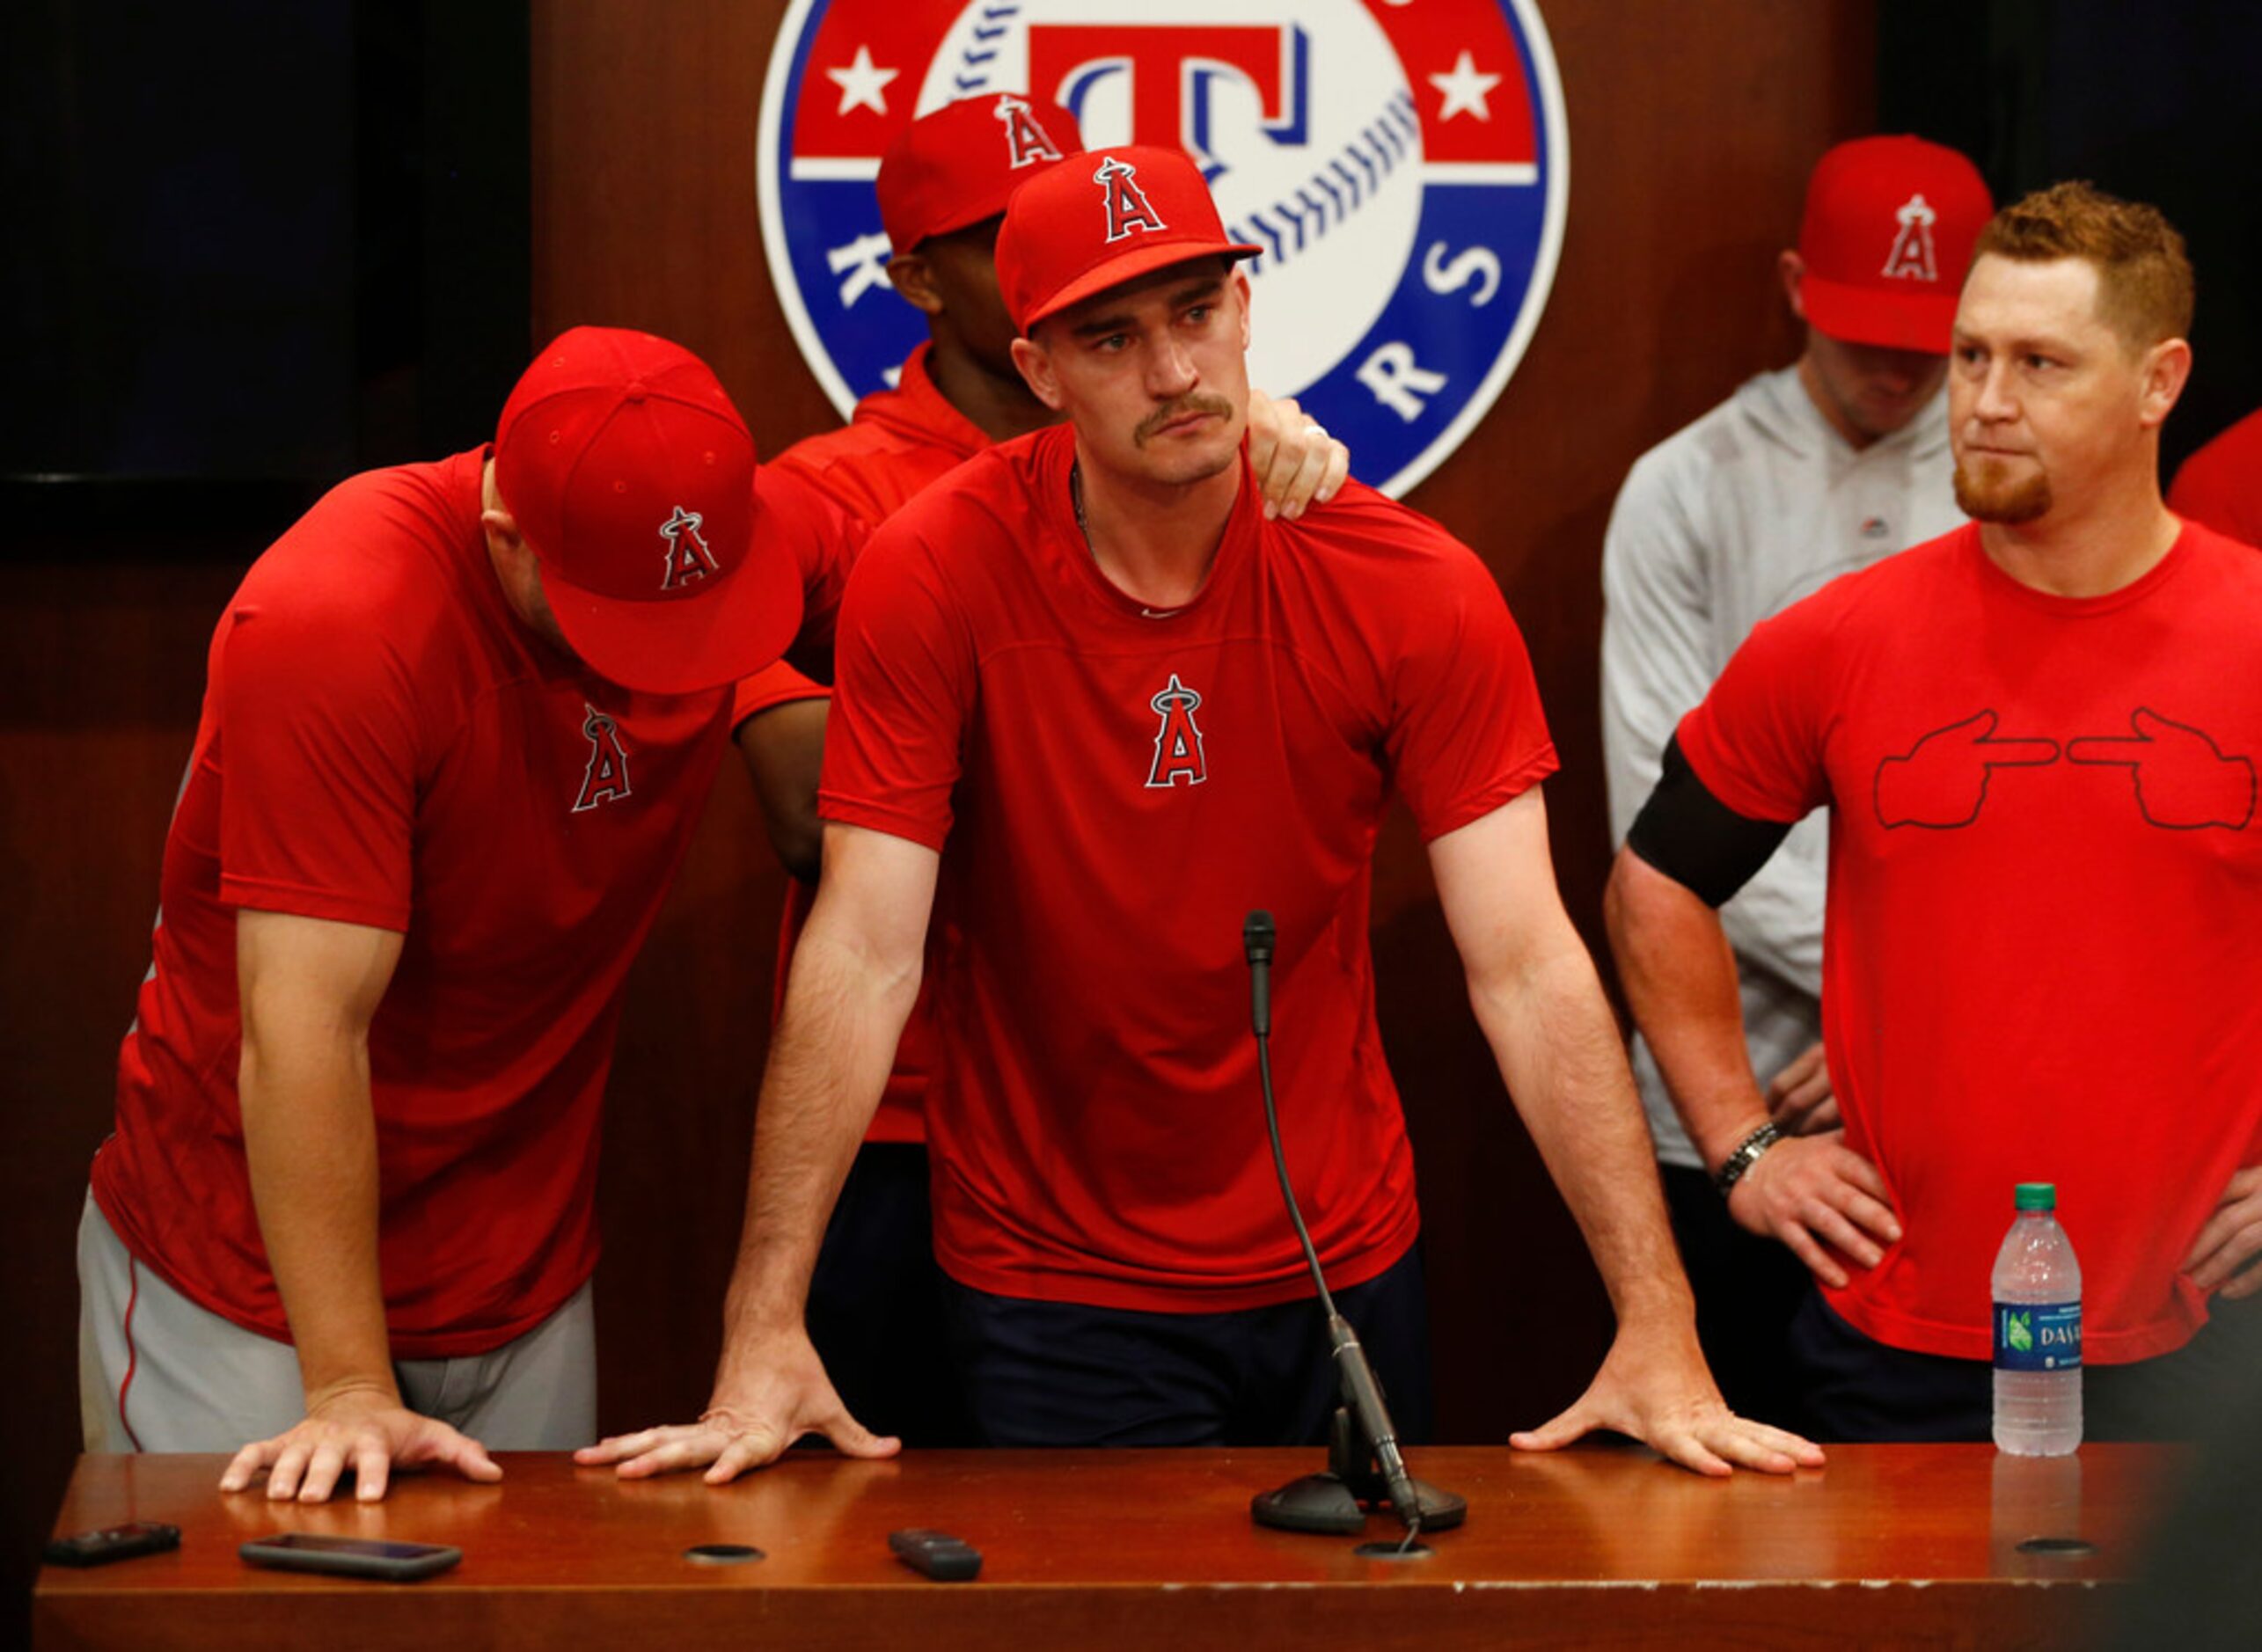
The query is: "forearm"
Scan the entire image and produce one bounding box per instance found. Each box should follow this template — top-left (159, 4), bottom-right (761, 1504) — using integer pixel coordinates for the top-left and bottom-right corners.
top-left (1605, 847), bottom-right (1771, 1169)
top-left (735, 699), bottom-right (829, 885)
top-left (1469, 931), bottom-right (1689, 1324)
top-left (238, 1033), bottom-right (397, 1409)
top-left (714, 923), bottom-right (917, 1378)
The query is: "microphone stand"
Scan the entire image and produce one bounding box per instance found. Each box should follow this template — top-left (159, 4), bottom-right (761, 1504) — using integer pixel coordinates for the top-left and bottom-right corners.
top-left (1241, 911), bottom-right (1467, 1551)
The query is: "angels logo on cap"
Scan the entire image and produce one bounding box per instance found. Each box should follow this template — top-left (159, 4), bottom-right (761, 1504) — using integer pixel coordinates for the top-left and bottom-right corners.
top-left (1884, 194), bottom-right (1938, 281)
top-left (1095, 156), bottom-right (1167, 242)
top-left (659, 507), bottom-right (721, 590)
top-left (759, 0), bottom-right (1570, 497)
top-left (997, 94), bottom-right (1065, 169)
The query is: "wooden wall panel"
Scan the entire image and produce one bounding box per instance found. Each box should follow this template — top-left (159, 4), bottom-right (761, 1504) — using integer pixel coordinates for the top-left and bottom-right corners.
top-left (531, 0), bottom-right (1878, 1440)
top-left (0, 550), bottom-right (259, 1639)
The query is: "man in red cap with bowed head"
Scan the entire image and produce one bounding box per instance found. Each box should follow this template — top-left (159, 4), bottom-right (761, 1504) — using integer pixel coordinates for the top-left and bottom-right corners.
top-left (587, 149), bottom-right (1823, 1480)
top-left (78, 327), bottom-right (860, 1502)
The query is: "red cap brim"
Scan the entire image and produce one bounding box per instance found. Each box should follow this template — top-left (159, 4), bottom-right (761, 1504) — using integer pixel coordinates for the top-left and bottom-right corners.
top-left (1021, 241), bottom-right (1263, 333)
top-left (542, 501), bottom-right (805, 697)
top-left (1801, 274), bottom-right (1960, 354)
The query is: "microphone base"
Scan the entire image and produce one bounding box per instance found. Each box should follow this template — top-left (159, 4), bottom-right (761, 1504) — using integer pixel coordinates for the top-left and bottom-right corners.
top-left (1249, 1407), bottom-right (1468, 1536)
top-left (1250, 1471), bottom-right (1467, 1536)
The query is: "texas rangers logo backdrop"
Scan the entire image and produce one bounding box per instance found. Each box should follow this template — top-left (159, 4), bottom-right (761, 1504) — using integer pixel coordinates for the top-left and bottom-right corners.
top-left (758, 0), bottom-right (1569, 497)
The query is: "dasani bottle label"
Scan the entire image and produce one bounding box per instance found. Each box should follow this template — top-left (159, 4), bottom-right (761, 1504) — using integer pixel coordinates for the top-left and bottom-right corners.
top-left (1994, 1300), bottom-right (2082, 1371)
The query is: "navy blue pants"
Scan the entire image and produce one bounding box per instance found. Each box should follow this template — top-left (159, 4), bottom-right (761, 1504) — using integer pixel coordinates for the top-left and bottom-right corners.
top-left (1789, 1287), bottom-right (2256, 1443)
top-left (804, 1143), bottom-right (975, 1447)
top-left (1661, 1163), bottom-right (1812, 1429)
top-left (941, 1246), bottom-right (1434, 1448)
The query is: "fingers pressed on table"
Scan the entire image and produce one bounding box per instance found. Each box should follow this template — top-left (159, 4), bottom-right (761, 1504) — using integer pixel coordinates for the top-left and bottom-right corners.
top-left (1716, 1437), bottom-right (1795, 1473)
top-left (356, 1447), bottom-right (392, 1501)
top-left (1742, 1421), bottom-right (1824, 1461)
top-left (575, 1429), bottom-right (653, 1462)
top-left (708, 1441), bottom-right (768, 1483)
top-left (299, 1443), bottom-right (347, 1502)
top-left (1507, 1407), bottom-right (1588, 1451)
top-left (268, 1451), bottom-right (309, 1500)
top-left (1658, 1435), bottom-right (1733, 1477)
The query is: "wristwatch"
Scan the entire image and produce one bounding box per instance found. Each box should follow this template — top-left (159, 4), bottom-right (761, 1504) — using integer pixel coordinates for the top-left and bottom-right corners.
top-left (1712, 1122), bottom-right (1783, 1198)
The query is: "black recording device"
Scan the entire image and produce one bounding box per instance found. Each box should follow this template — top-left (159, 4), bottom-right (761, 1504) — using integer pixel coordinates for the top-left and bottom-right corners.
top-left (889, 1527), bottom-right (982, 1582)
top-left (1242, 910), bottom-right (1466, 1550)
top-left (43, 1521), bottom-right (181, 1568)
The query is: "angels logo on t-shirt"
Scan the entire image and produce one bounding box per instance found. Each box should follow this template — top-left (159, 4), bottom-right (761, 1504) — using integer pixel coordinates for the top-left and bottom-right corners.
top-left (574, 705), bottom-right (634, 813)
top-left (1146, 673), bottom-right (1208, 787)
top-left (758, 0), bottom-right (1569, 497)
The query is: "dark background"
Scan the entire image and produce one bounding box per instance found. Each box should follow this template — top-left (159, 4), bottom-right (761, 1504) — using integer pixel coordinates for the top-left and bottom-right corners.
top-left (7, 0), bottom-right (2259, 1641)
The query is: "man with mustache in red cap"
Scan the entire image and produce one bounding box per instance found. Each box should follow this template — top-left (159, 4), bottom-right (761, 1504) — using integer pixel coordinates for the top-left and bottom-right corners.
top-left (77, 327), bottom-right (860, 1502)
top-left (730, 97), bottom-right (1351, 1451)
top-left (589, 149), bottom-right (1819, 1479)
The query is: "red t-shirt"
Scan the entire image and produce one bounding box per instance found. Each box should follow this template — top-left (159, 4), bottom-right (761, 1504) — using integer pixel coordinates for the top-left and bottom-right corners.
top-left (95, 449), bottom-right (857, 1356)
top-left (770, 340), bottom-right (989, 523)
top-left (728, 342), bottom-right (993, 1145)
top-left (1679, 520), bottom-right (2262, 1363)
top-left (2169, 407), bottom-right (2262, 549)
top-left (819, 425), bottom-right (1557, 1312)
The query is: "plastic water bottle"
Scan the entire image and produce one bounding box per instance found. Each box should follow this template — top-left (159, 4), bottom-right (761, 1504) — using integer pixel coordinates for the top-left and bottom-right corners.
top-left (1991, 1182), bottom-right (2082, 1456)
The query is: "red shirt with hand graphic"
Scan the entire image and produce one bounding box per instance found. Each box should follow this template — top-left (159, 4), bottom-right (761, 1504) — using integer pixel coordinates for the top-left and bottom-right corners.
top-left (1679, 520), bottom-right (2262, 1363)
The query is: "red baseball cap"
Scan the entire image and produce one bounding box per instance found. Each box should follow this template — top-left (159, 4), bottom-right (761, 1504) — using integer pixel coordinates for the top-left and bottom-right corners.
top-left (1797, 135), bottom-right (1994, 352)
top-left (493, 327), bottom-right (802, 696)
top-left (877, 93), bottom-right (1085, 253)
top-left (995, 145), bottom-right (1262, 333)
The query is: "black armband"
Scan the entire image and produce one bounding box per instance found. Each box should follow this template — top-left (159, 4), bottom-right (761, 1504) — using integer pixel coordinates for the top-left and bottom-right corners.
top-left (1625, 735), bottom-right (1795, 908)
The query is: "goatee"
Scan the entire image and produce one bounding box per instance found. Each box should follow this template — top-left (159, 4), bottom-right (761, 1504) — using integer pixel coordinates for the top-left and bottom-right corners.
top-left (1954, 461), bottom-right (2052, 524)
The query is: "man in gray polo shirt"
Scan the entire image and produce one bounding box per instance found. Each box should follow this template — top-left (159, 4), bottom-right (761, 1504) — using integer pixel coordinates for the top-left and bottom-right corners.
top-left (1600, 135), bottom-right (1990, 1425)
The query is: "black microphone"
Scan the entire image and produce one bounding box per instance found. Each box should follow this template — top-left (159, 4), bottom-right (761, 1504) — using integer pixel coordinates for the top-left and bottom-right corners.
top-left (1243, 910), bottom-right (1273, 1037)
top-left (1242, 910), bottom-right (1424, 1539)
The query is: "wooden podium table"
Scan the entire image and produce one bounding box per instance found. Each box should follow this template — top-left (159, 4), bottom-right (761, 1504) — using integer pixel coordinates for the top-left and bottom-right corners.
top-left (35, 1444), bottom-right (2159, 1648)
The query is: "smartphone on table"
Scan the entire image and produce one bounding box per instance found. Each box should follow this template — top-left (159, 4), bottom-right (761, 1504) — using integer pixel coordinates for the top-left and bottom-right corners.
top-left (239, 1532), bottom-right (461, 1581)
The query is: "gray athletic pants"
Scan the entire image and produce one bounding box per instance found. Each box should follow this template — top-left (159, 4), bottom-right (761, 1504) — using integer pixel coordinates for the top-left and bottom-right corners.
top-left (77, 1193), bottom-right (597, 1451)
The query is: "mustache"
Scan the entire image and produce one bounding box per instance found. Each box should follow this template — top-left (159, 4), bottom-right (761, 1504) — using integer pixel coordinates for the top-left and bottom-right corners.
top-left (1134, 394), bottom-right (1235, 446)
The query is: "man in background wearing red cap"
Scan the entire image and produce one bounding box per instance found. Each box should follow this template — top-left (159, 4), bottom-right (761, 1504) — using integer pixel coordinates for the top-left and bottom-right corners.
top-left (586, 149), bottom-right (1823, 1480)
top-left (77, 327), bottom-right (859, 1502)
top-left (731, 96), bottom-right (1351, 1450)
top-left (1608, 184), bottom-right (2262, 1438)
top-left (1599, 136), bottom-right (1991, 1427)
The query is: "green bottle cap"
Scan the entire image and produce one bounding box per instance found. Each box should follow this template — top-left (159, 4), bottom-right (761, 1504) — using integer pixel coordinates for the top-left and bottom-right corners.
top-left (2015, 1182), bottom-right (2056, 1211)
